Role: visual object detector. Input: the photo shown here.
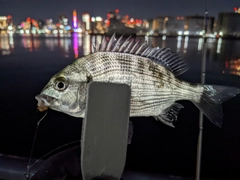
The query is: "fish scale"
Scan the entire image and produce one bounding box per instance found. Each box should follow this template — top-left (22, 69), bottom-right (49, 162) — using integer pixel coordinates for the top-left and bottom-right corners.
top-left (77, 52), bottom-right (194, 118)
top-left (35, 34), bottom-right (240, 128)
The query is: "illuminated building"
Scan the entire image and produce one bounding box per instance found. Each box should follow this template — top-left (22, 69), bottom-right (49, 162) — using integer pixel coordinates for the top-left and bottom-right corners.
top-left (0, 15), bottom-right (14, 34)
top-left (107, 16), bottom-right (137, 35)
top-left (185, 16), bottom-right (214, 36)
top-left (38, 20), bottom-right (45, 30)
top-left (151, 16), bottom-right (170, 35)
top-left (72, 10), bottom-right (78, 29)
top-left (90, 16), bottom-right (104, 34)
top-left (0, 16), bottom-right (7, 33)
top-left (149, 15), bottom-right (215, 36)
top-left (58, 15), bottom-right (72, 33)
top-left (105, 9), bottom-right (121, 28)
top-left (173, 16), bottom-right (185, 34)
top-left (216, 12), bottom-right (240, 37)
top-left (108, 9), bottom-right (120, 20)
top-left (152, 18), bottom-right (160, 34)
top-left (19, 17), bottom-right (31, 33)
top-left (59, 15), bottom-right (68, 26)
top-left (82, 13), bottom-right (90, 32)
top-left (44, 19), bottom-right (57, 34)
top-left (103, 9), bottom-right (147, 35)
top-left (234, 7), bottom-right (240, 14)
top-left (18, 17), bottom-right (42, 34)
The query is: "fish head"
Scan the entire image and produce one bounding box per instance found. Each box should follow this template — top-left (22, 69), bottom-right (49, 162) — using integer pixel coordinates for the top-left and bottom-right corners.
top-left (35, 65), bottom-right (89, 117)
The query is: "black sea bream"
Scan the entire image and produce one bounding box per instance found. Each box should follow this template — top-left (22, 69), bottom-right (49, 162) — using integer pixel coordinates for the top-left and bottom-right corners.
top-left (35, 34), bottom-right (240, 128)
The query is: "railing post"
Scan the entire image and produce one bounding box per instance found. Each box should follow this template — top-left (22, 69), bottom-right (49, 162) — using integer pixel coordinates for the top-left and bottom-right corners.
top-left (81, 82), bottom-right (131, 180)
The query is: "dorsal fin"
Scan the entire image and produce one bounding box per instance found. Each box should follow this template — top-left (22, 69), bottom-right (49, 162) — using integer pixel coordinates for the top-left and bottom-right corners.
top-left (91, 34), bottom-right (189, 76)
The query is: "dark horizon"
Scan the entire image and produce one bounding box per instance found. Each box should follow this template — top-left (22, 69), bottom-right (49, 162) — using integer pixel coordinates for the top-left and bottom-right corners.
top-left (0, 0), bottom-right (239, 24)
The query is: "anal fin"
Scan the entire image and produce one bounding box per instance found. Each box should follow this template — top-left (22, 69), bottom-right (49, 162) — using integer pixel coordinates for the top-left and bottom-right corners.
top-left (154, 103), bottom-right (184, 128)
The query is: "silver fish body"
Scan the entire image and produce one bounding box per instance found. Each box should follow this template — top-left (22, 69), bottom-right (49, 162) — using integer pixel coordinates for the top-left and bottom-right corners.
top-left (36, 34), bottom-right (239, 128)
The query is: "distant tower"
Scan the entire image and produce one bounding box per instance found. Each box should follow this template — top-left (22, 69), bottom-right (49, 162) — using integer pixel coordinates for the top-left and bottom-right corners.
top-left (73, 10), bottom-right (78, 29)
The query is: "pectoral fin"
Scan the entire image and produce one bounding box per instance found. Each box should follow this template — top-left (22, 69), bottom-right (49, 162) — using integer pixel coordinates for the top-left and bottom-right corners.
top-left (154, 103), bottom-right (184, 128)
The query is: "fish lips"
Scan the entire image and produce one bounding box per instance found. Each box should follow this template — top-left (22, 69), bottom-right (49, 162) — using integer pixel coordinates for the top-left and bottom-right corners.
top-left (35, 94), bottom-right (55, 112)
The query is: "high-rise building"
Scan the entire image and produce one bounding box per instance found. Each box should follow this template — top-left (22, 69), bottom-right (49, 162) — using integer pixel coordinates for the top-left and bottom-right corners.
top-left (185, 15), bottom-right (214, 35)
top-left (90, 16), bottom-right (104, 34)
top-left (216, 12), bottom-right (240, 37)
top-left (6, 15), bottom-right (13, 26)
top-left (0, 16), bottom-right (7, 31)
top-left (152, 17), bottom-right (162, 34)
top-left (151, 16), bottom-right (183, 35)
top-left (59, 15), bottom-right (68, 26)
top-left (234, 7), bottom-right (240, 14)
top-left (82, 13), bottom-right (90, 32)
top-left (72, 10), bottom-right (78, 29)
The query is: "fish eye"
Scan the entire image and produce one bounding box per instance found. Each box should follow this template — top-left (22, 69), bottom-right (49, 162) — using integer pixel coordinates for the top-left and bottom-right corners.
top-left (57, 82), bottom-right (65, 89)
top-left (54, 77), bottom-right (68, 91)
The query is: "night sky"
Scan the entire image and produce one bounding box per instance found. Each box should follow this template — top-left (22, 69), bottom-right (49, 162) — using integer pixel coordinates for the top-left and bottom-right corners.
top-left (0, 0), bottom-right (239, 25)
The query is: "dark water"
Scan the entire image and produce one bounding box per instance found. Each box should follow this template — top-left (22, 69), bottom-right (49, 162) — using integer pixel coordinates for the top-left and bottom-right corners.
top-left (1, 34), bottom-right (240, 179)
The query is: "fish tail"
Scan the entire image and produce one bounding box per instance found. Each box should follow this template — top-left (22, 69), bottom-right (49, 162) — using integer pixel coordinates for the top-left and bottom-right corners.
top-left (193, 85), bottom-right (240, 128)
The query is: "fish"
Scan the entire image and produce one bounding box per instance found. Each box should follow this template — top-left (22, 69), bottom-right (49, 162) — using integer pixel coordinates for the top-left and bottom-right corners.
top-left (35, 34), bottom-right (240, 128)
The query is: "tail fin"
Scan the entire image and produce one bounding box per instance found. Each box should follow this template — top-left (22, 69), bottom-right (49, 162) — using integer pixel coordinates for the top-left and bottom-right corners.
top-left (193, 85), bottom-right (240, 128)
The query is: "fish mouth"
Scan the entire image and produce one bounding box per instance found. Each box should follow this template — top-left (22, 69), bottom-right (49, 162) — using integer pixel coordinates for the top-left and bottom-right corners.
top-left (35, 94), bottom-right (55, 112)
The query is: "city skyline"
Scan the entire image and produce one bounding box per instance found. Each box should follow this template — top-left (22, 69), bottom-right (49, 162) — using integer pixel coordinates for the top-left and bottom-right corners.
top-left (0, 0), bottom-right (239, 24)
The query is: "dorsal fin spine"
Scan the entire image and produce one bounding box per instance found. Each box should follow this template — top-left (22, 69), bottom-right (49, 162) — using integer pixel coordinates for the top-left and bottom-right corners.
top-left (124, 39), bottom-right (134, 53)
top-left (141, 46), bottom-right (152, 56)
top-left (130, 40), bottom-right (141, 54)
top-left (100, 36), bottom-right (107, 51)
top-left (106, 33), bottom-right (116, 51)
top-left (118, 36), bottom-right (131, 52)
top-left (95, 36), bottom-right (100, 52)
top-left (93, 34), bottom-right (189, 76)
top-left (112, 35), bottom-right (124, 52)
top-left (135, 42), bottom-right (148, 55)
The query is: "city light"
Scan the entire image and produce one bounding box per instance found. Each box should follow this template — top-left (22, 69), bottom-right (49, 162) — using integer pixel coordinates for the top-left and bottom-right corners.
top-left (95, 17), bottom-right (102, 21)
top-left (72, 10), bottom-right (78, 29)
top-left (178, 31), bottom-right (183, 35)
top-left (224, 59), bottom-right (240, 76)
top-left (0, 7), bottom-right (239, 37)
top-left (184, 31), bottom-right (189, 35)
top-left (234, 7), bottom-right (240, 13)
top-left (0, 16), bottom-right (7, 20)
top-left (7, 26), bottom-right (13, 30)
top-left (52, 30), bottom-right (58, 34)
top-left (91, 17), bottom-right (95, 22)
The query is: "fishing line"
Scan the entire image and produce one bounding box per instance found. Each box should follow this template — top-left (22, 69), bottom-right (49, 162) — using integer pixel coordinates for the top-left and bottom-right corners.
top-left (27, 139), bottom-right (81, 170)
top-left (24, 110), bottom-right (81, 180)
top-left (25, 110), bottom-right (48, 180)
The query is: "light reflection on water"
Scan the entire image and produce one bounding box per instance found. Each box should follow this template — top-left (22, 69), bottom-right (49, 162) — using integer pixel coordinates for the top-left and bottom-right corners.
top-left (223, 58), bottom-right (240, 76)
top-left (0, 34), bottom-right (12, 55)
top-left (1, 34), bottom-right (240, 77)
